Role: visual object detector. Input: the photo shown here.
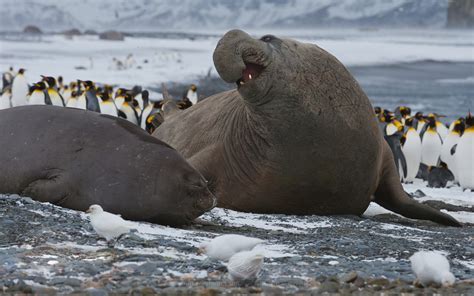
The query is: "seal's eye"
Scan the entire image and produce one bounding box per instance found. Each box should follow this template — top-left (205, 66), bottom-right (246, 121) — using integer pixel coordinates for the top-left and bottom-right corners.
top-left (260, 35), bottom-right (275, 43)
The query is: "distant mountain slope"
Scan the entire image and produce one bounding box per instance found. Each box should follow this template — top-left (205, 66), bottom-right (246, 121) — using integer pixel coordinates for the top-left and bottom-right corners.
top-left (0, 0), bottom-right (449, 32)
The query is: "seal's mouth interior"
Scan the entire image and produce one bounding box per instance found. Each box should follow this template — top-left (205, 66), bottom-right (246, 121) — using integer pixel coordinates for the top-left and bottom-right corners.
top-left (236, 63), bottom-right (264, 87)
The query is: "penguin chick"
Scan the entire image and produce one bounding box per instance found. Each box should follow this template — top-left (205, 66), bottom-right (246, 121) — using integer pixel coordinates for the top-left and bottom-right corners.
top-left (427, 162), bottom-right (454, 188)
top-left (86, 204), bottom-right (134, 245)
top-left (199, 234), bottom-right (265, 261)
top-left (410, 251), bottom-right (455, 287)
top-left (227, 249), bottom-right (264, 283)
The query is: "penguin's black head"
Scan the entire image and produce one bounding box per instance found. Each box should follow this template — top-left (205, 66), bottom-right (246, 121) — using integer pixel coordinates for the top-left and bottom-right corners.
top-left (116, 88), bottom-right (128, 98)
top-left (124, 93), bottom-right (133, 103)
top-left (18, 68), bottom-right (25, 74)
top-left (405, 117), bottom-right (414, 127)
top-left (99, 91), bottom-right (111, 102)
top-left (190, 84), bottom-right (197, 91)
top-left (374, 106), bottom-right (382, 115)
top-left (132, 99), bottom-right (139, 108)
top-left (452, 119), bottom-right (465, 135)
top-left (58, 76), bottom-right (63, 83)
top-left (427, 117), bottom-right (437, 128)
top-left (41, 76), bottom-right (56, 88)
top-left (71, 91), bottom-right (78, 98)
top-left (142, 90), bottom-right (149, 100)
top-left (414, 112), bottom-right (424, 120)
top-left (82, 80), bottom-right (95, 90)
top-left (36, 81), bottom-right (46, 90)
top-left (466, 112), bottom-right (474, 127)
top-left (399, 106), bottom-right (411, 117)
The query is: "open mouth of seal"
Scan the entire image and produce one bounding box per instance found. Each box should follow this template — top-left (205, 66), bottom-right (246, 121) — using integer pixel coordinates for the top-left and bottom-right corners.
top-left (236, 63), bottom-right (265, 87)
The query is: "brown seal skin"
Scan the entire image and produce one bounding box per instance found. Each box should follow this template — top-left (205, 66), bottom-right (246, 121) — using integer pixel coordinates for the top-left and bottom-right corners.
top-left (0, 105), bottom-right (216, 226)
top-left (153, 29), bottom-right (460, 227)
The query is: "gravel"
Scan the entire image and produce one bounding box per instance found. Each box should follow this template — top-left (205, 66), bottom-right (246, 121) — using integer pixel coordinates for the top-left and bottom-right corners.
top-left (0, 194), bottom-right (472, 294)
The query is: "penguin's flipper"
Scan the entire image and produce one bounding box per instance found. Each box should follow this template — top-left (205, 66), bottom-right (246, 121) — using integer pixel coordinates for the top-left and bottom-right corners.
top-left (419, 123), bottom-right (429, 140)
top-left (43, 89), bottom-right (52, 105)
top-left (59, 92), bottom-right (65, 106)
top-left (384, 132), bottom-right (407, 179)
top-left (450, 144), bottom-right (457, 156)
top-left (117, 110), bottom-right (127, 119)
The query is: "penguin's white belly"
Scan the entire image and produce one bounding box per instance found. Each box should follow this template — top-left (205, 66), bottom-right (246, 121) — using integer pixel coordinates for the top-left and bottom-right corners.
top-left (11, 76), bottom-right (29, 106)
top-left (100, 103), bottom-right (117, 116)
top-left (115, 97), bottom-right (124, 108)
top-left (417, 122), bottom-right (426, 134)
top-left (76, 96), bottom-right (87, 110)
top-left (49, 90), bottom-right (63, 106)
top-left (402, 131), bottom-right (422, 182)
top-left (437, 122), bottom-right (449, 139)
top-left (421, 132), bottom-right (442, 166)
top-left (28, 91), bottom-right (45, 105)
top-left (0, 93), bottom-right (11, 109)
top-left (140, 107), bottom-right (152, 129)
top-left (121, 107), bottom-right (138, 125)
top-left (66, 98), bottom-right (78, 108)
top-left (440, 133), bottom-right (461, 181)
top-left (455, 131), bottom-right (474, 190)
top-left (62, 89), bottom-right (72, 105)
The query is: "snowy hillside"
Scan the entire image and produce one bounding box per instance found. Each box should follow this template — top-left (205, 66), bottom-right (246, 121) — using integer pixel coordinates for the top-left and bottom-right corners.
top-left (0, 0), bottom-right (449, 32)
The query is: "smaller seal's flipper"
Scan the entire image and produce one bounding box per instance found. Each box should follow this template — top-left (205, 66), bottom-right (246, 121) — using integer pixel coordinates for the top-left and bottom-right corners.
top-left (21, 168), bottom-right (70, 205)
top-left (374, 142), bottom-right (461, 227)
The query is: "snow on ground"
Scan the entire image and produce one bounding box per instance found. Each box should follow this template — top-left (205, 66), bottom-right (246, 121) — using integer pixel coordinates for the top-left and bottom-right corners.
top-left (0, 29), bottom-right (472, 90)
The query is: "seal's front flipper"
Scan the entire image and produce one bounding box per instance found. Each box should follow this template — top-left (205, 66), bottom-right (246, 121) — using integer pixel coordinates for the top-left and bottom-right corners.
top-left (21, 168), bottom-right (70, 205)
top-left (374, 142), bottom-right (461, 227)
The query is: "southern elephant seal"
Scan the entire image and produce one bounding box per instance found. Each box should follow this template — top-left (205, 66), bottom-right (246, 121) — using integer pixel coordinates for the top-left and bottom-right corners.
top-left (153, 29), bottom-right (460, 227)
top-left (0, 105), bottom-right (216, 226)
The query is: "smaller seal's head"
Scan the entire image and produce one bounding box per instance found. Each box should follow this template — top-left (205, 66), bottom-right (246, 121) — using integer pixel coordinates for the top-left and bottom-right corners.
top-left (144, 146), bottom-right (217, 226)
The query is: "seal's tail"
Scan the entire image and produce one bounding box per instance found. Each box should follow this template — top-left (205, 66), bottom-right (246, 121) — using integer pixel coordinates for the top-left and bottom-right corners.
top-left (374, 142), bottom-right (461, 227)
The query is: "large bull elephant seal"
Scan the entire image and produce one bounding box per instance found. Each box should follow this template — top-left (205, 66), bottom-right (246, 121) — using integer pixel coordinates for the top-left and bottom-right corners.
top-left (153, 29), bottom-right (460, 227)
top-left (0, 105), bottom-right (216, 226)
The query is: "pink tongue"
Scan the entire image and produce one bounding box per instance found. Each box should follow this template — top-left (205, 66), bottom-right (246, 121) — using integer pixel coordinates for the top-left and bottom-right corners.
top-left (242, 63), bottom-right (263, 82)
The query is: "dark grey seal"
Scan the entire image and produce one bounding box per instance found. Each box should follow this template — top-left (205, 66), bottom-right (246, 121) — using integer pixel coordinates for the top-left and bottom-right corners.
top-left (0, 105), bottom-right (216, 226)
top-left (153, 29), bottom-right (460, 226)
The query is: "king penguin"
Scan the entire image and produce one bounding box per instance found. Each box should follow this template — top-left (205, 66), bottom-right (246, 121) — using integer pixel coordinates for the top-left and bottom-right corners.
top-left (421, 117), bottom-right (443, 166)
top-left (426, 113), bottom-right (448, 140)
top-left (81, 80), bottom-right (101, 113)
top-left (2, 67), bottom-right (14, 91)
top-left (401, 117), bottom-right (422, 183)
top-left (42, 76), bottom-right (65, 106)
top-left (0, 87), bottom-right (12, 109)
top-left (440, 119), bottom-right (464, 182)
top-left (98, 91), bottom-right (117, 116)
top-left (118, 93), bottom-right (139, 125)
top-left (414, 112), bottom-right (426, 134)
top-left (66, 91), bottom-right (79, 108)
top-left (11, 68), bottom-right (29, 107)
top-left (114, 88), bottom-right (127, 109)
top-left (184, 84), bottom-right (198, 105)
top-left (28, 81), bottom-right (50, 105)
top-left (455, 113), bottom-right (474, 190)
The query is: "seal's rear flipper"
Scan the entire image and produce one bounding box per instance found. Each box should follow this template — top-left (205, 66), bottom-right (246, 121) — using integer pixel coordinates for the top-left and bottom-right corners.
top-left (374, 143), bottom-right (461, 227)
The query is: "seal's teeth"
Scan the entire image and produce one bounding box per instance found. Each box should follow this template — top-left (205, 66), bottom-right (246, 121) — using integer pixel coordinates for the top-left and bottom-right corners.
top-left (239, 80), bottom-right (245, 85)
top-left (249, 74), bottom-right (252, 80)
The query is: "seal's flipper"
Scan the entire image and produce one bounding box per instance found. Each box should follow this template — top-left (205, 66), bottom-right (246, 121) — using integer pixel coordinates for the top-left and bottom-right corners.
top-left (21, 168), bottom-right (70, 205)
top-left (374, 142), bottom-right (461, 227)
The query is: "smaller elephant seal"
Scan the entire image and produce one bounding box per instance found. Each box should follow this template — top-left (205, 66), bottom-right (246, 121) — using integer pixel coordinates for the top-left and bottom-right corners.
top-left (0, 105), bottom-right (216, 226)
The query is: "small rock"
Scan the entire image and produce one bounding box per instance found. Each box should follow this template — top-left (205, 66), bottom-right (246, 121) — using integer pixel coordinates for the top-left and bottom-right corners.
top-left (341, 271), bottom-right (358, 283)
top-left (319, 280), bottom-right (340, 293)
